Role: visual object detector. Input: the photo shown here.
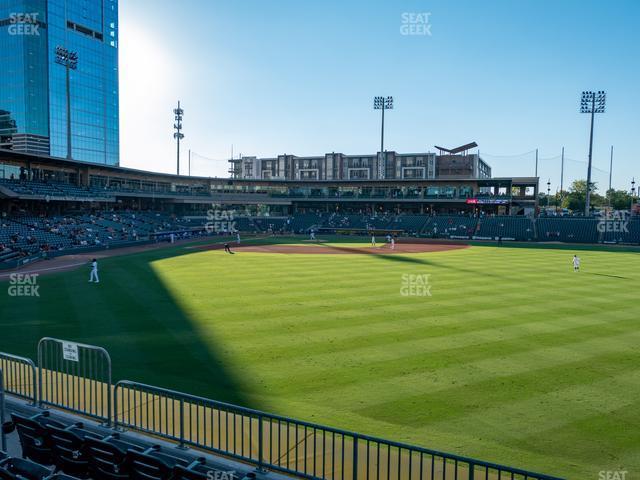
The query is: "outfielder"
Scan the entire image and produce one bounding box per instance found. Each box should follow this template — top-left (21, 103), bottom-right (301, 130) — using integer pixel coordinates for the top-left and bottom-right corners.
top-left (89, 258), bottom-right (99, 283)
top-left (572, 254), bottom-right (580, 271)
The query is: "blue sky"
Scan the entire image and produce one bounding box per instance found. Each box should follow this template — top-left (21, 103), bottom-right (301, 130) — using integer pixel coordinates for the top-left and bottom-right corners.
top-left (119, 0), bottom-right (640, 191)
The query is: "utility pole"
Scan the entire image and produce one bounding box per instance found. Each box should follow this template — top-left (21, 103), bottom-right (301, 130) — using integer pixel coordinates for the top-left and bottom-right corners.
top-left (173, 101), bottom-right (184, 176)
top-left (560, 147), bottom-right (565, 208)
top-left (608, 145), bottom-right (613, 205)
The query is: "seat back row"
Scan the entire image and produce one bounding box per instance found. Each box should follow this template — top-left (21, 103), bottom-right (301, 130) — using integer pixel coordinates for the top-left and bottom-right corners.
top-left (2, 412), bottom-right (252, 480)
top-left (0, 452), bottom-right (77, 480)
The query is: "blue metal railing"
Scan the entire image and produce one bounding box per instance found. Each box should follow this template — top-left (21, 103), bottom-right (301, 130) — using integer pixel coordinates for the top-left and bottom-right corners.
top-left (0, 352), bottom-right (37, 404)
top-left (113, 380), bottom-right (564, 480)
top-left (0, 368), bottom-right (6, 451)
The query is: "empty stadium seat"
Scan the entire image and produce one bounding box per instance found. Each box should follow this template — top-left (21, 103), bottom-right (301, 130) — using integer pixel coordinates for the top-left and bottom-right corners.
top-left (172, 465), bottom-right (208, 480)
top-left (46, 475), bottom-right (83, 480)
top-left (0, 457), bottom-right (52, 480)
top-left (3, 412), bottom-right (66, 466)
top-left (536, 217), bottom-right (599, 243)
top-left (45, 423), bottom-right (101, 478)
top-left (127, 446), bottom-right (190, 480)
top-left (475, 216), bottom-right (535, 241)
top-left (424, 216), bottom-right (478, 238)
top-left (173, 460), bottom-right (243, 480)
top-left (84, 434), bottom-right (145, 480)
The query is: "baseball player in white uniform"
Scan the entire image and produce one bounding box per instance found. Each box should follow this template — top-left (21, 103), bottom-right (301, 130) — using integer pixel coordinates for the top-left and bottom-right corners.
top-left (89, 258), bottom-right (100, 283)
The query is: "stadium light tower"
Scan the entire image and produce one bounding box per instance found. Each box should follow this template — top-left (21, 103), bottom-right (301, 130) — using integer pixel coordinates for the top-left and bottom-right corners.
top-left (580, 90), bottom-right (606, 216)
top-left (373, 96), bottom-right (393, 154)
top-left (173, 101), bottom-right (184, 175)
top-left (55, 46), bottom-right (78, 160)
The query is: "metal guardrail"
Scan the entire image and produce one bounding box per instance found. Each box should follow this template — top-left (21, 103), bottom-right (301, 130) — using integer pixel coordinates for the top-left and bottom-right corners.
top-left (37, 338), bottom-right (112, 425)
top-left (113, 381), bottom-right (263, 465)
top-left (114, 380), bottom-right (564, 480)
top-left (0, 352), bottom-right (37, 403)
top-left (0, 368), bottom-right (5, 451)
top-left (0, 341), bottom-right (564, 479)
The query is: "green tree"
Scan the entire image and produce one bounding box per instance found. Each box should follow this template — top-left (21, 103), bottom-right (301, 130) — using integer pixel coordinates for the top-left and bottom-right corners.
top-left (606, 189), bottom-right (633, 210)
top-left (562, 180), bottom-right (603, 213)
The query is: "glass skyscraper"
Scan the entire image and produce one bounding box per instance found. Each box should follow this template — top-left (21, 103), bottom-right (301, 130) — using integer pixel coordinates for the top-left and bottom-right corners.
top-left (0, 0), bottom-right (119, 165)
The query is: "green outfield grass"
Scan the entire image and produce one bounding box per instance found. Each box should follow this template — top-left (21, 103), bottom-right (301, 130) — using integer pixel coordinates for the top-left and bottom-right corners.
top-left (1, 238), bottom-right (639, 478)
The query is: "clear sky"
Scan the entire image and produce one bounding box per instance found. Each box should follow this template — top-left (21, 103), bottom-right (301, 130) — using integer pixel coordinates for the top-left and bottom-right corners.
top-left (118, 0), bottom-right (640, 192)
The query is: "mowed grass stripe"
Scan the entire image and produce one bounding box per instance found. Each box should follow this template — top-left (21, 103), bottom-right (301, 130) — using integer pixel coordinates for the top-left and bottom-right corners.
top-left (210, 295), bottom-right (634, 356)
top-left (247, 312), bottom-right (639, 391)
top-left (276, 327), bottom-right (640, 412)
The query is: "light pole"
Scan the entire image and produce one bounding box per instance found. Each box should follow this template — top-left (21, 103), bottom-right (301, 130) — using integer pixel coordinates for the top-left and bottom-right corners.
top-left (173, 101), bottom-right (184, 175)
top-left (547, 179), bottom-right (551, 207)
top-left (374, 96), bottom-right (393, 179)
top-left (608, 145), bottom-right (614, 206)
top-left (55, 46), bottom-right (78, 160)
top-left (373, 96), bottom-right (393, 153)
top-left (560, 146), bottom-right (565, 197)
top-left (580, 90), bottom-right (606, 216)
top-left (632, 178), bottom-right (636, 212)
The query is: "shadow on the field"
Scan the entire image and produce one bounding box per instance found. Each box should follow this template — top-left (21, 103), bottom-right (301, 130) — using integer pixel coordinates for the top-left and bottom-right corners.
top-left (588, 272), bottom-right (630, 280)
top-left (132, 260), bottom-right (254, 408)
top-left (316, 243), bottom-right (385, 255)
top-left (47, 246), bottom-right (257, 410)
top-left (373, 253), bottom-right (436, 265)
top-left (372, 251), bottom-right (514, 281)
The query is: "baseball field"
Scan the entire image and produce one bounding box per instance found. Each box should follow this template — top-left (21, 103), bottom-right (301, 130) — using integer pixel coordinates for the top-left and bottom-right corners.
top-left (0, 237), bottom-right (639, 478)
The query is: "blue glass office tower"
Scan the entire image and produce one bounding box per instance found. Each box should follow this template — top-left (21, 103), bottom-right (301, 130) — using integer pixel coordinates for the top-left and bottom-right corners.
top-left (0, 0), bottom-right (119, 165)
